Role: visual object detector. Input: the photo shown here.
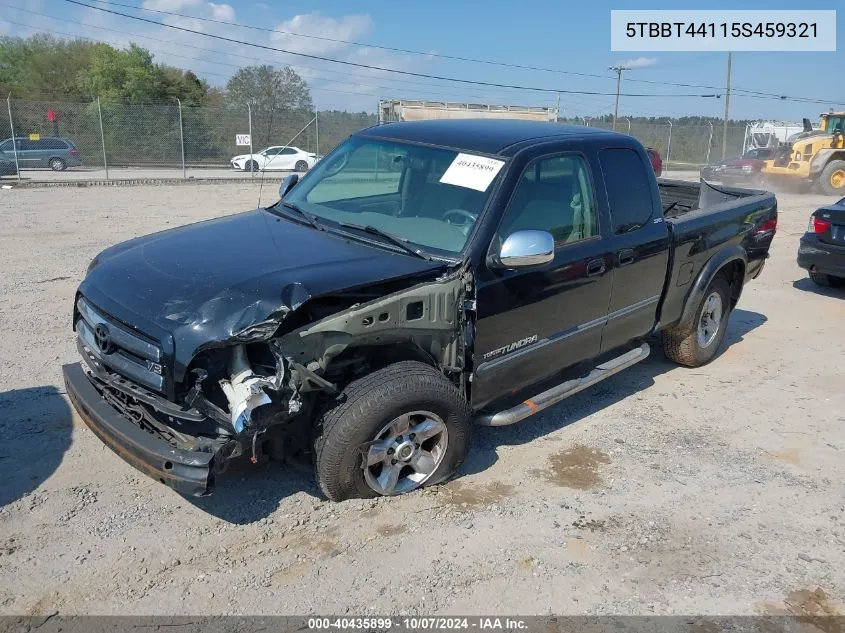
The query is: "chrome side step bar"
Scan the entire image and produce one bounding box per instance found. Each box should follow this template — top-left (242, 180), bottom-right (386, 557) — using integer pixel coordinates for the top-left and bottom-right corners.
top-left (476, 343), bottom-right (650, 426)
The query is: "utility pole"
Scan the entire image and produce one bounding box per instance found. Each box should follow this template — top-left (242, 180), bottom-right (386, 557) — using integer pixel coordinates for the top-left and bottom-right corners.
top-left (609, 65), bottom-right (629, 131)
top-left (721, 52), bottom-right (732, 159)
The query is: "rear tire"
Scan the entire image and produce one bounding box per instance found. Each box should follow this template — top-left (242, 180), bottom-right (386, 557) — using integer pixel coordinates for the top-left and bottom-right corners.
top-left (49, 157), bottom-right (66, 171)
top-left (819, 160), bottom-right (845, 196)
top-left (314, 361), bottom-right (472, 502)
top-left (294, 160), bottom-right (308, 172)
top-left (809, 271), bottom-right (845, 288)
top-left (663, 276), bottom-right (731, 367)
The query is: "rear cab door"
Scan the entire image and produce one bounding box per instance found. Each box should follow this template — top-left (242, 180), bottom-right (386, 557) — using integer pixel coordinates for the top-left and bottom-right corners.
top-left (471, 143), bottom-right (615, 409)
top-left (596, 146), bottom-right (670, 353)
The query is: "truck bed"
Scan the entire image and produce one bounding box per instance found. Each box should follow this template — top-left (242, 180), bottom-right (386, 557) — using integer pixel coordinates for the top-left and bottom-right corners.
top-left (658, 178), bottom-right (763, 219)
top-left (656, 178), bottom-right (778, 329)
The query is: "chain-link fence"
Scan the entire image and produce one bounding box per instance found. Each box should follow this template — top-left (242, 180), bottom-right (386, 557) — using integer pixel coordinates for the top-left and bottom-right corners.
top-left (1, 97), bottom-right (351, 180)
top-left (571, 118), bottom-right (748, 168)
top-left (1, 96), bottom-right (754, 181)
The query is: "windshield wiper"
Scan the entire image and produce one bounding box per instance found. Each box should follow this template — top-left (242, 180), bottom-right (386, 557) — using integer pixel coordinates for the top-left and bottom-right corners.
top-left (337, 222), bottom-right (432, 261)
top-left (273, 201), bottom-right (325, 231)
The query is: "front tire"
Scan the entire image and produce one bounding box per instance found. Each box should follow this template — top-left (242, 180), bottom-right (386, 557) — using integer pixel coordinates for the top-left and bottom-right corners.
top-left (663, 276), bottom-right (731, 367)
top-left (314, 361), bottom-right (471, 502)
top-left (244, 160), bottom-right (259, 172)
top-left (819, 160), bottom-right (845, 196)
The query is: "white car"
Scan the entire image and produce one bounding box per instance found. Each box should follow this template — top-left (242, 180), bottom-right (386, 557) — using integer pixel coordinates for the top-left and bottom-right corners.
top-left (230, 146), bottom-right (317, 172)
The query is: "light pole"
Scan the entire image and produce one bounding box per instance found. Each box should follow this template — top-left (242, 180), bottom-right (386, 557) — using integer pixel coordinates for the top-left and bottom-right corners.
top-left (609, 65), bottom-right (630, 131)
top-left (722, 52), bottom-right (732, 159)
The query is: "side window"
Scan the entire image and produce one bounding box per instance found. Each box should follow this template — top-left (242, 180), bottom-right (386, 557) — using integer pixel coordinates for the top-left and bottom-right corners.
top-left (498, 154), bottom-right (598, 245)
top-left (40, 138), bottom-right (68, 150)
top-left (279, 147), bottom-right (297, 155)
top-left (18, 139), bottom-right (35, 151)
top-left (0, 140), bottom-right (12, 151)
top-left (599, 148), bottom-right (655, 234)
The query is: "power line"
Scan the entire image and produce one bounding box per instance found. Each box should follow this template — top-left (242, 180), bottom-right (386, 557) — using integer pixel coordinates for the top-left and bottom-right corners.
top-left (1, 6), bottom-right (568, 105)
top-left (79, 0), bottom-right (845, 105)
top-left (80, 0), bottom-right (627, 81)
top-left (59, 0), bottom-right (724, 100)
top-left (4, 18), bottom-right (602, 110)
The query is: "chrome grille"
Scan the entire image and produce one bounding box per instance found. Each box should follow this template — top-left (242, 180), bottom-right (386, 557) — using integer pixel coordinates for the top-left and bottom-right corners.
top-left (75, 296), bottom-right (165, 393)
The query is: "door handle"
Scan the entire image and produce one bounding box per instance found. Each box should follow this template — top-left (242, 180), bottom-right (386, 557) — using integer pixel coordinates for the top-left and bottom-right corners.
top-left (617, 249), bottom-right (635, 266)
top-left (586, 258), bottom-right (605, 277)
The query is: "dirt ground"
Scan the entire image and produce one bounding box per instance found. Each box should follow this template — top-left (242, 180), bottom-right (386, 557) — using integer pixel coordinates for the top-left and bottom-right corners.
top-left (0, 183), bottom-right (843, 616)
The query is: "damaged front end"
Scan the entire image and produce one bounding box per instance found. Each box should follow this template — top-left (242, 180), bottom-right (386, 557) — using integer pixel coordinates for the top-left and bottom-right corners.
top-left (66, 265), bottom-right (474, 497)
top-left (177, 266), bottom-right (474, 473)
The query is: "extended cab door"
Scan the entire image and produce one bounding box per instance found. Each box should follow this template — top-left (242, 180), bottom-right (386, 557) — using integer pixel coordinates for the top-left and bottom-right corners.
top-left (472, 151), bottom-right (614, 409)
top-left (597, 147), bottom-right (670, 353)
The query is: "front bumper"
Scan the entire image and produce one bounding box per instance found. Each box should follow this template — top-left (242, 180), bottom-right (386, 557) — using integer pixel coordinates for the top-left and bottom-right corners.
top-left (798, 235), bottom-right (845, 278)
top-left (63, 362), bottom-right (217, 496)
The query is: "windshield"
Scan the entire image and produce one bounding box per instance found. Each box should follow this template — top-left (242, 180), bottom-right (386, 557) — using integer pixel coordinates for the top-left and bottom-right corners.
top-left (281, 136), bottom-right (504, 256)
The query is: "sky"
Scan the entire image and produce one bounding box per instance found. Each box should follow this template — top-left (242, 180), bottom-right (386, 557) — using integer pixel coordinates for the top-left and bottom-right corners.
top-left (1, 0), bottom-right (842, 120)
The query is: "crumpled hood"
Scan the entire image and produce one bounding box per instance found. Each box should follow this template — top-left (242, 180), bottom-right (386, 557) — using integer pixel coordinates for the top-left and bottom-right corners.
top-left (80, 209), bottom-right (444, 379)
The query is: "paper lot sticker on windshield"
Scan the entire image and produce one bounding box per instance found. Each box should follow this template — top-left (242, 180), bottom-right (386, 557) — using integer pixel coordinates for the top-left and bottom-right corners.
top-left (439, 153), bottom-right (505, 192)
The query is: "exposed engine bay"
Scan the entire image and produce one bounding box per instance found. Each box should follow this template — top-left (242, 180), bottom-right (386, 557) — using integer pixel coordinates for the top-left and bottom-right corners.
top-left (79, 266), bottom-right (474, 470)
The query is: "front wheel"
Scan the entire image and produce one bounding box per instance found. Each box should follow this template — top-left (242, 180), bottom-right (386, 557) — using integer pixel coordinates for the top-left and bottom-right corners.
top-left (314, 361), bottom-right (472, 501)
top-left (244, 160), bottom-right (259, 172)
top-left (819, 160), bottom-right (845, 196)
top-left (663, 276), bottom-right (731, 367)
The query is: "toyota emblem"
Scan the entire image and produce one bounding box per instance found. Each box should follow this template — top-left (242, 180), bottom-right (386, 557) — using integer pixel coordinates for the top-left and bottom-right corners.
top-left (94, 324), bottom-right (113, 354)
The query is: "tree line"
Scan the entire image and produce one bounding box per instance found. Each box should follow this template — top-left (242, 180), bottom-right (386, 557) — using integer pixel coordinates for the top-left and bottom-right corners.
top-left (0, 35), bottom-right (376, 165)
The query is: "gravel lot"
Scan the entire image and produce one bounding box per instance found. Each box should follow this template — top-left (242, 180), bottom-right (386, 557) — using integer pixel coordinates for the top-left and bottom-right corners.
top-left (1, 183), bottom-right (843, 617)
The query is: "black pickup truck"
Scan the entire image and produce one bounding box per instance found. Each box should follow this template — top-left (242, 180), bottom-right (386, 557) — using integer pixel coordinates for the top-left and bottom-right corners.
top-left (63, 120), bottom-right (778, 501)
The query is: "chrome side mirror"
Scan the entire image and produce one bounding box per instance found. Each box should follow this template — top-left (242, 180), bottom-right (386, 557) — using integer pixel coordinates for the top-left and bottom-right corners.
top-left (279, 174), bottom-right (299, 199)
top-left (496, 230), bottom-right (555, 268)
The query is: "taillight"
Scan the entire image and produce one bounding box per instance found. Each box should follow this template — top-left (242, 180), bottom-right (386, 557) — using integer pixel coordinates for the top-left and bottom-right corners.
top-left (70, 149), bottom-right (79, 156)
top-left (755, 217), bottom-right (777, 237)
top-left (811, 216), bottom-right (831, 234)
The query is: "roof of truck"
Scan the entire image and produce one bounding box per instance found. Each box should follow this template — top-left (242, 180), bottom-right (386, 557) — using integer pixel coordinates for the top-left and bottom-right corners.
top-left (356, 119), bottom-right (626, 156)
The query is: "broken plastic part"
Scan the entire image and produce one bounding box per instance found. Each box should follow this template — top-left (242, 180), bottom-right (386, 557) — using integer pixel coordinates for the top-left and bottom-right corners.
top-left (219, 345), bottom-right (277, 434)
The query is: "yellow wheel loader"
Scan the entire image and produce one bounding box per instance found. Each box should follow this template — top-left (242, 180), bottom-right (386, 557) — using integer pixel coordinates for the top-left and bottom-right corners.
top-left (761, 112), bottom-right (845, 195)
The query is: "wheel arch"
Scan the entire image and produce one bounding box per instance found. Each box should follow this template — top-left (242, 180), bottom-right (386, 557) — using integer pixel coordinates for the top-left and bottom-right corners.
top-left (678, 246), bottom-right (747, 331)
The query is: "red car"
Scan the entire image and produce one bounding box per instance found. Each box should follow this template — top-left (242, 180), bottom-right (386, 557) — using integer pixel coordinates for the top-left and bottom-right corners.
top-left (700, 147), bottom-right (776, 184)
top-left (646, 147), bottom-right (663, 177)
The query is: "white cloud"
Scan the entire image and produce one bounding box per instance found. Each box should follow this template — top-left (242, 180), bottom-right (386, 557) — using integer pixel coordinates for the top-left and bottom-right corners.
top-left (142, 0), bottom-right (202, 10)
top-left (617, 57), bottom-right (658, 69)
top-left (270, 12), bottom-right (373, 56)
top-left (207, 3), bottom-right (235, 21)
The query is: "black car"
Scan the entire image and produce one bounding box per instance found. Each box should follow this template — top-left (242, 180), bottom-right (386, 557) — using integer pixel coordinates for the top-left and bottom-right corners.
top-left (62, 119), bottom-right (777, 501)
top-left (798, 197), bottom-right (845, 287)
